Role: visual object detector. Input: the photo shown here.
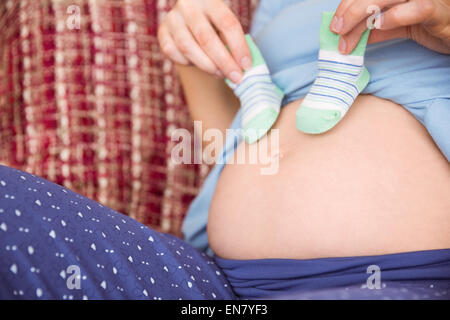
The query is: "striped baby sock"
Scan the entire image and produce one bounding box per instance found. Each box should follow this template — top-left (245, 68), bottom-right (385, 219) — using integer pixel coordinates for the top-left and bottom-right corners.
top-left (296, 11), bottom-right (370, 134)
top-left (227, 35), bottom-right (284, 144)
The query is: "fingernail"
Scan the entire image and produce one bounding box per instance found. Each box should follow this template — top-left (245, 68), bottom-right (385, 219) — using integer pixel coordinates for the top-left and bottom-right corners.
top-left (241, 56), bottom-right (252, 70)
top-left (229, 71), bottom-right (242, 84)
top-left (338, 37), bottom-right (347, 54)
top-left (331, 16), bottom-right (343, 33)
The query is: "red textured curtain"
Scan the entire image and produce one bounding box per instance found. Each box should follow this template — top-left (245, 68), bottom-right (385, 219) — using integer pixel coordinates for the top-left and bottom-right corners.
top-left (0, 0), bottom-right (257, 236)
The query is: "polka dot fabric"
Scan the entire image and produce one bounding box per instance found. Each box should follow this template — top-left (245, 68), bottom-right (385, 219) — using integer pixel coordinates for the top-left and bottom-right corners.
top-left (0, 165), bottom-right (235, 300)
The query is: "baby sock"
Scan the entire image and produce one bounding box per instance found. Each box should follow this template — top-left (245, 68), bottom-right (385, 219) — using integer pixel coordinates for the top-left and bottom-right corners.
top-left (296, 11), bottom-right (370, 134)
top-left (226, 35), bottom-right (284, 144)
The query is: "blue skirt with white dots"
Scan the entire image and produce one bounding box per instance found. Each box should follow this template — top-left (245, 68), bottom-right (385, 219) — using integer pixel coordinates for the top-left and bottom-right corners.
top-left (0, 165), bottom-right (235, 300)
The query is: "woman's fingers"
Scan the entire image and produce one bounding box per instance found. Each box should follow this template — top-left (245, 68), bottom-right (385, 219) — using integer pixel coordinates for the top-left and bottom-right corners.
top-left (178, 0), bottom-right (244, 83)
top-left (339, 20), bottom-right (369, 54)
top-left (369, 24), bottom-right (450, 54)
top-left (166, 11), bottom-right (219, 76)
top-left (332, 0), bottom-right (407, 34)
top-left (206, 0), bottom-right (252, 70)
top-left (157, 0), bottom-right (250, 83)
top-left (158, 24), bottom-right (190, 65)
top-left (378, 0), bottom-right (435, 30)
top-left (368, 27), bottom-right (409, 44)
top-left (334, 0), bottom-right (450, 54)
top-left (332, 0), bottom-right (357, 32)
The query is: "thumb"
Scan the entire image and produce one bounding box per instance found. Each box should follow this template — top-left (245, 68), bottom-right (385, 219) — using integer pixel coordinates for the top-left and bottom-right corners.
top-left (368, 26), bottom-right (450, 54)
top-left (368, 27), bottom-right (410, 44)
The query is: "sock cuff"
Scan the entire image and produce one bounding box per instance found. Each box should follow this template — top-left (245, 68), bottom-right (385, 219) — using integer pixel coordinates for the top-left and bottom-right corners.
top-left (320, 11), bottom-right (370, 56)
top-left (226, 35), bottom-right (267, 87)
top-left (245, 34), bottom-right (265, 68)
top-left (352, 28), bottom-right (370, 56)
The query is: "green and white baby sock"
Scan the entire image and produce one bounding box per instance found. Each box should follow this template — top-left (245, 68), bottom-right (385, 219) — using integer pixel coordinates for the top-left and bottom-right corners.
top-left (296, 11), bottom-right (371, 134)
top-left (227, 35), bottom-right (284, 144)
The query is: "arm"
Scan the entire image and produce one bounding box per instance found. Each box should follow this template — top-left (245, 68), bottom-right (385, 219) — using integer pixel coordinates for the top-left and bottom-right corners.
top-left (177, 65), bottom-right (239, 139)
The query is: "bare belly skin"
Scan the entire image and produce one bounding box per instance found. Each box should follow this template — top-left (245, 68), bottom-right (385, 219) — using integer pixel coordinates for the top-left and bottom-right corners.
top-left (207, 95), bottom-right (450, 260)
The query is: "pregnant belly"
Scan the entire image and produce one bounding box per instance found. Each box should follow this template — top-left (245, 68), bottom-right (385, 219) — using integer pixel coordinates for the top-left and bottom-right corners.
top-left (207, 95), bottom-right (450, 260)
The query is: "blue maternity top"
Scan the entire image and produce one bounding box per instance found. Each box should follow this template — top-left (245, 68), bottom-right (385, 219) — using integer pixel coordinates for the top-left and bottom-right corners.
top-left (182, 0), bottom-right (450, 253)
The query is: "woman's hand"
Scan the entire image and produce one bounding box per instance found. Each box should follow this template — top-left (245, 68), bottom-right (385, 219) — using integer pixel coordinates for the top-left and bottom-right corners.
top-left (157, 0), bottom-right (252, 83)
top-left (330, 0), bottom-right (450, 55)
